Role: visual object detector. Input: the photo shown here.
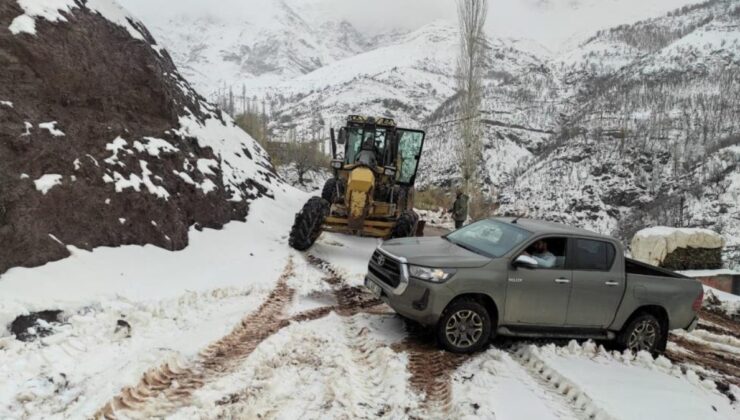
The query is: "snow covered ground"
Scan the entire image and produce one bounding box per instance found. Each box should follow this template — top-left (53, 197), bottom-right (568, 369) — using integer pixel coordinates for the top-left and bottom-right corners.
top-left (2, 188), bottom-right (739, 419)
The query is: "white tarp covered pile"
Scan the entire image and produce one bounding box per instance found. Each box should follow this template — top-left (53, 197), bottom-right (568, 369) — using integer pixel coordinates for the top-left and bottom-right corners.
top-left (631, 227), bottom-right (725, 267)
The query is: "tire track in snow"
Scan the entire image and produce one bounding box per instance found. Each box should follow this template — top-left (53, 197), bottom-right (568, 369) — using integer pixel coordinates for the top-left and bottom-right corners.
top-left (667, 334), bottom-right (740, 396)
top-left (307, 255), bottom-right (471, 418)
top-left (698, 309), bottom-right (740, 339)
top-left (506, 342), bottom-right (608, 420)
top-left (201, 254), bottom-right (411, 417)
top-left (391, 325), bottom-right (470, 418)
top-left (304, 254), bottom-right (384, 316)
top-left (304, 255), bottom-right (425, 417)
top-left (306, 255), bottom-right (473, 416)
top-left (666, 309), bottom-right (740, 401)
top-left (95, 259), bottom-right (297, 419)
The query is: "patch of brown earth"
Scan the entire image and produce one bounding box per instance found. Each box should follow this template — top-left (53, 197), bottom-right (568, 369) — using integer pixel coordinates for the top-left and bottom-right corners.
top-left (699, 309), bottom-right (740, 339)
top-left (305, 254), bottom-right (384, 314)
top-left (307, 253), bottom-right (469, 414)
top-left (667, 333), bottom-right (740, 393)
top-left (95, 260), bottom-right (295, 419)
top-left (0, 2), bottom-right (275, 274)
top-left (391, 323), bottom-right (470, 415)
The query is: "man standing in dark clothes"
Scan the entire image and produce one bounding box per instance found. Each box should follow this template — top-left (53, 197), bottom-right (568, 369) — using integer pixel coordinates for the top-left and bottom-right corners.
top-left (450, 191), bottom-right (469, 229)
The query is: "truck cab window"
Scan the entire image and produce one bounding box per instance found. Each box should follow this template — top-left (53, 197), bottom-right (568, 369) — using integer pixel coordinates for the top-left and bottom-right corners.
top-left (573, 239), bottom-right (615, 271)
top-left (519, 237), bottom-right (567, 269)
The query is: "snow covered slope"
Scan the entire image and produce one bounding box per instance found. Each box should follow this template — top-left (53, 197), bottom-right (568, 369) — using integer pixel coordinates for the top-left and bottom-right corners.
top-left (261, 20), bottom-right (459, 137)
top-left (0, 0), bottom-right (278, 273)
top-left (2, 226), bottom-right (739, 418)
top-left (118, 0), bottom-right (384, 95)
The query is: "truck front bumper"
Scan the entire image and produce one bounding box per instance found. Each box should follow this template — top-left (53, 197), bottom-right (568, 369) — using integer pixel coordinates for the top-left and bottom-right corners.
top-left (364, 271), bottom-right (449, 327)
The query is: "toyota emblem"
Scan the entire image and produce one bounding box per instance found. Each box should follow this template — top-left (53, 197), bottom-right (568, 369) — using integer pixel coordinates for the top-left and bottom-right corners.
top-left (377, 254), bottom-right (385, 266)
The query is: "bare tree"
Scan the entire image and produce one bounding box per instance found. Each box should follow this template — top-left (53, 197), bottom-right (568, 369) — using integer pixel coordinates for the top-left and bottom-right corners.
top-left (287, 141), bottom-right (327, 185)
top-left (456, 0), bottom-right (488, 194)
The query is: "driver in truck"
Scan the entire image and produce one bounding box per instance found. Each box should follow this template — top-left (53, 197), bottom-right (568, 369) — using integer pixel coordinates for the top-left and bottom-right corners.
top-left (523, 239), bottom-right (556, 268)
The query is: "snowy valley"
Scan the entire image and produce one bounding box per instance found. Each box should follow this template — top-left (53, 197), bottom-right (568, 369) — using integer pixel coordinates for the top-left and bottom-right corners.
top-left (124, 0), bottom-right (740, 266)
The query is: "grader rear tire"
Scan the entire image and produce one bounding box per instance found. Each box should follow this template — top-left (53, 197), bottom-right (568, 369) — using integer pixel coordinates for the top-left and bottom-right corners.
top-left (392, 211), bottom-right (417, 239)
top-left (321, 178), bottom-right (338, 203)
top-left (289, 197), bottom-right (330, 251)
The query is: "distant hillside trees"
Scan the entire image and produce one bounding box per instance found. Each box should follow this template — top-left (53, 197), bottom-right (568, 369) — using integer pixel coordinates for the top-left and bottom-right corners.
top-left (212, 86), bottom-right (271, 146)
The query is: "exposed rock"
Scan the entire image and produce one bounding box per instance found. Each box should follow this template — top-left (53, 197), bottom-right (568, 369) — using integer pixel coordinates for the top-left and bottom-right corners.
top-left (10, 310), bottom-right (62, 342)
top-left (0, 1), bottom-right (277, 274)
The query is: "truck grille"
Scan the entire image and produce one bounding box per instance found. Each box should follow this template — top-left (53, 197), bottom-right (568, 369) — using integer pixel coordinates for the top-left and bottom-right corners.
top-left (368, 249), bottom-right (401, 288)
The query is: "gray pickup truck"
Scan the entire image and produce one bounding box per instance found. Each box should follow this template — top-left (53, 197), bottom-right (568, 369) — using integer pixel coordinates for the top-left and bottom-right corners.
top-left (365, 218), bottom-right (703, 354)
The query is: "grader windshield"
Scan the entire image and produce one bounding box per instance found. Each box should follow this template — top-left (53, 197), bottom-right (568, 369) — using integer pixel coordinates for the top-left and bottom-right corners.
top-left (341, 125), bottom-right (424, 185)
top-left (345, 127), bottom-right (388, 165)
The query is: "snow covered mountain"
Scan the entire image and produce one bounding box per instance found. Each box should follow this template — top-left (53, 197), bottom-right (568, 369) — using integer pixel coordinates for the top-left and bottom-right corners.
top-left (0, 0), bottom-right (279, 274)
top-left (120, 0), bottom-right (399, 96)
top-left (120, 0), bottom-right (739, 266)
top-left (496, 0), bottom-right (740, 255)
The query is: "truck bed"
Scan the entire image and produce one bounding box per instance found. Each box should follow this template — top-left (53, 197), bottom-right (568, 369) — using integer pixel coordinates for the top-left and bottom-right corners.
top-left (625, 258), bottom-right (688, 279)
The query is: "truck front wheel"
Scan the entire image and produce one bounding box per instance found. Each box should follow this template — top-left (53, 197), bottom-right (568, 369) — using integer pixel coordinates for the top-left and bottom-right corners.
top-left (437, 299), bottom-right (492, 354)
top-left (617, 313), bottom-right (665, 354)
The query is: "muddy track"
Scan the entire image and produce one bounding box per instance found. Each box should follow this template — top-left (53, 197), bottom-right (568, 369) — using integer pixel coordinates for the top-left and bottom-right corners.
top-left (306, 255), bottom-right (473, 417)
top-left (211, 255), bottom-right (405, 418)
top-left (667, 334), bottom-right (740, 389)
top-left (665, 308), bottom-right (740, 400)
top-left (391, 324), bottom-right (470, 417)
top-left (305, 255), bottom-right (471, 416)
top-left (305, 255), bottom-right (384, 316)
top-left (698, 309), bottom-right (740, 339)
top-left (94, 260), bottom-right (297, 419)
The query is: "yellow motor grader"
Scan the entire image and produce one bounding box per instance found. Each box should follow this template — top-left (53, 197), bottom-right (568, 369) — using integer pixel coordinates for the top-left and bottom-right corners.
top-left (289, 115), bottom-right (426, 250)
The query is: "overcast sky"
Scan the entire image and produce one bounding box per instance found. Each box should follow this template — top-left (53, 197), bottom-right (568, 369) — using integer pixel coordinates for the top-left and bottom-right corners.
top-left (119, 0), bottom-right (701, 52)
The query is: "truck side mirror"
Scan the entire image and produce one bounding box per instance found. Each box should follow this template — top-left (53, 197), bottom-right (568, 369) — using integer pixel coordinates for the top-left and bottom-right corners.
top-left (513, 255), bottom-right (538, 269)
top-left (337, 128), bottom-right (347, 145)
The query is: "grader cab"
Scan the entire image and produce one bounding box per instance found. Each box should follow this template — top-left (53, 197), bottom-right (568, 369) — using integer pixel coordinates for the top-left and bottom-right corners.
top-left (289, 115), bottom-right (426, 251)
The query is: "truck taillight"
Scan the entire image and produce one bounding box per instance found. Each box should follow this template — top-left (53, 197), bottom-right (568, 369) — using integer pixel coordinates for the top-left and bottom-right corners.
top-left (692, 289), bottom-right (704, 312)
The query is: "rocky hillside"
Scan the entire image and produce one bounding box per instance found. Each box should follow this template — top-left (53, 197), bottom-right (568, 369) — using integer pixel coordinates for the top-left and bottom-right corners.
top-left (497, 0), bottom-right (740, 250)
top-left (415, 0), bottom-right (740, 268)
top-left (0, 0), bottom-right (278, 274)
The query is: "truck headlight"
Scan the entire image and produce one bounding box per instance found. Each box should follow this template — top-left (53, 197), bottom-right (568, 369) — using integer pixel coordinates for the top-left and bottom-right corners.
top-left (409, 265), bottom-right (456, 283)
top-left (331, 160), bottom-right (343, 169)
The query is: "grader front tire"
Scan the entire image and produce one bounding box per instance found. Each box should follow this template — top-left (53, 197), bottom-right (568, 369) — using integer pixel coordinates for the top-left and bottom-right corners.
top-left (289, 197), bottom-right (330, 251)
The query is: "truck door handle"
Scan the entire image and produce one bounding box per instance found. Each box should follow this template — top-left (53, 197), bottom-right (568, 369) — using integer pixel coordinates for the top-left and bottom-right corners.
top-left (605, 281), bottom-right (620, 287)
top-left (554, 278), bottom-right (571, 284)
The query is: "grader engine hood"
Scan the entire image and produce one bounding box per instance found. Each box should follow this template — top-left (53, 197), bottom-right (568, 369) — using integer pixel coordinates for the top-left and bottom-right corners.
top-left (347, 167), bottom-right (375, 229)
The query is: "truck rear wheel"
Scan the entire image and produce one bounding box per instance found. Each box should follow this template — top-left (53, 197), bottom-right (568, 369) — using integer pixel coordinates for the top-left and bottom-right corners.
top-left (617, 313), bottom-right (665, 354)
top-left (289, 197), bottom-right (330, 251)
top-left (437, 299), bottom-right (492, 354)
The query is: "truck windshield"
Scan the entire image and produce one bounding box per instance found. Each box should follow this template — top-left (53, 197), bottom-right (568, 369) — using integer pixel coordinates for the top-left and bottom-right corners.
top-left (445, 219), bottom-right (531, 258)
